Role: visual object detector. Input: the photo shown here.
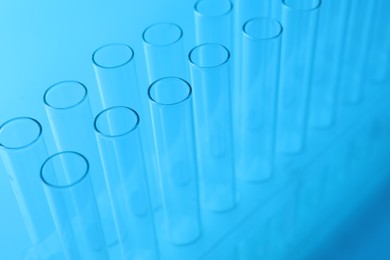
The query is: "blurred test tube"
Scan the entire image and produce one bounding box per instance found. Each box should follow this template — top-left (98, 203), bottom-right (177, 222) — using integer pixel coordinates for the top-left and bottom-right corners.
top-left (0, 117), bottom-right (55, 256)
top-left (148, 77), bottom-right (201, 245)
top-left (40, 151), bottom-right (108, 259)
top-left (194, 0), bottom-right (233, 48)
top-left (43, 81), bottom-right (116, 246)
top-left (236, 17), bottom-right (282, 181)
top-left (309, 0), bottom-right (350, 128)
top-left (189, 43), bottom-right (236, 212)
top-left (94, 106), bottom-right (159, 259)
top-left (276, 0), bottom-right (321, 154)
top-left (339, 0), bottom-right (376, 104)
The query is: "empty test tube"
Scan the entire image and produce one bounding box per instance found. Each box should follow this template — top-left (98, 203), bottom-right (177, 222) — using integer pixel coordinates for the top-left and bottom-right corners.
top-left (276, 0), bottom-right (321, 154)
top-left (43, 81), bottom-right (116, 246)
top-left (40, 151), bottom-right (108, 259)
top-left (189, 43), bottom-right (236, 211)
top-left (309, 0), bottom-right (350, 128)
top-left (142, 22), bottom-right (188, 83)
top-left (339, 0), bottom-right (376, 104)
top-left (237, 17), bottom-right (282, 181)
top-left (148, 77), bottom-right (201, 245)
top-left (0, 117), bottom-right (55, 250)
top-left (92, 43), bottom-right (141, 110)
top-left (194, 0), bottom-right (233, 48)
top-left (94, 106), bottom-right (159, 259)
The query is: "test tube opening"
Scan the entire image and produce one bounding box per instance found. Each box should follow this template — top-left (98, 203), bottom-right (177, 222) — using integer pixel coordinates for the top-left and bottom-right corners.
top-left (44, 81), bottom-right (87, 110)
top-left (194, 0), bottom-right (233, 17)
top-left (41, 151), bottom-right (89, 189)
top-left (282, 0), bottom-right (321, 11)
top-left (0, 117), bottom-right (42, 150)
top-left (189, 43), bottom-right (230, 69)
top-left (142, 23), bottom-right (183, 47)
top-left (243, 17), bottom-right (283, 41)
top-left (92, 43), bottom-right (135, 69)
top-left (148, 77), bottom-right (192, 106)
top-left (94, 106), bottom-right (139, 138)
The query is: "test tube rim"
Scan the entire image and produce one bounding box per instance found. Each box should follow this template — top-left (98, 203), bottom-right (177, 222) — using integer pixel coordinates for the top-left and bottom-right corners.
top-left (282, 0), bottom-right (321, 11)
top-left (243, 17), bottom-right (283, 41)
top-left (148, 77), bottom-right (192, 106)
top-left (92, 43), bottom-right (135, 69)
top-left (0, 117), bottom-right (43, 150)
top-left (194, 0), bottom-right (233, 17)
top-left (188, 43), bottom-right (230, 69)
top-left (40, 151), bottom-right (90, 189)
top-left (142, 22), bottom-right (184, 47)
top-left (94, 106), bottom-right (140, 138)
top-left (43, 80), bottom-right (88, 111)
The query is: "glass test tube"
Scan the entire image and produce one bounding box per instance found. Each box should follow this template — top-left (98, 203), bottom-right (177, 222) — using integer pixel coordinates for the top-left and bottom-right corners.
top-left (194, 0), bottom-right (233, 48)
top-left (148, 77), bottom-right (201, 245)
top-left (40, 151), bottom-right (108, 260)
top-left (43, 81), bottom-right (115, 246)
top-left (275, 0), bottom-right (321, 154)
top-left (309, 0), bottom-right (350, 128)
top-left (142, 22), bottom-right (188, 83)
top-left (189, 43), bottom-right (236, 211)
top-left (92, 43), bottom-right (161, 211)
top-left (94, 106), bottom-right (159, 259)
top-left (92, 43), bottom-right (141, 110)
top-left (339, 0), bottom-right (376, 104)
top-left (0, 117), bottom-right (54, 248)
top-left (237, 17), bottom-right (282, 181)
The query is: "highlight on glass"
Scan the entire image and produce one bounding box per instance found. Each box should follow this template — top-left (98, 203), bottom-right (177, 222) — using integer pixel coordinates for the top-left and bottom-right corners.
top-left (40, 151), bottom-right (109, 260)
top-left (237, 17), bottom-right (282, 181)
top-left (188, 43), bottom-right (236, 211)
top-left (148, 77), bottom-right (201, 245)
top-left (94, 106), bottom-right (159, 259)
top-left (92, 43), bottom-right (141, 110)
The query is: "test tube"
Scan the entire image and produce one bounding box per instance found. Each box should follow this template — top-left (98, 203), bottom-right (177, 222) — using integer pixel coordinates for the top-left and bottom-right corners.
top-left (92, 43), bottom-right (141, 110)
top-left (236, 17), bottom-right (282, 181)
top-left (142, 22), bottom-right (188, 83)
top-left (43, 81), bottom-right (115, 246)
top-left (0, 117), bottom-right (55, 249)
top-left (339, 0), bottom-right (376, 104)
top-left (40, 151), bottom-right (108, 259)
top-left (94, 106), bottom-right (159, 259)
top-left (188, 43), bottom-right (236, 211)
top-left (309, 0), bottom-right (350, 128)
top-left (148, 77), bottom-right (201, 245)
top-left (194, 0), bottom-right (233, 48)
top-left (275, 0), bottom-right (321, 154)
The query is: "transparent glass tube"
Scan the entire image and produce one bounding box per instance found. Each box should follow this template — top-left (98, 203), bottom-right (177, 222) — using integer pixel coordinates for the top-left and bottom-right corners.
top-left (40, 151), bottom-right (108, 260)
top-left (309, 0), bottom-right (350, 128)
top-left (92, 43), bottom-right (160, 211)
top-left (0, 117), bottom-right (54, 247)
top-left (237, 17), bottom-right (282, 181)
top-left (43, 81), bottom-right (116, 246)
top-left (194, 0), bottom-right (233, 48)
top-left (188, 43), bottom-right (235, 211)
top-left (94, 106), bottom-right (159, 259)
top-left (142, 22), bottom-right (188, 84)
top-left (148, 77), bottom-right (201, 245)
top-left (339, 0), bottom-right (376, 104)
top-left (92, 43), bottom-right (141, 110)
top-left (276, 0), bottom-right (321, 154)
